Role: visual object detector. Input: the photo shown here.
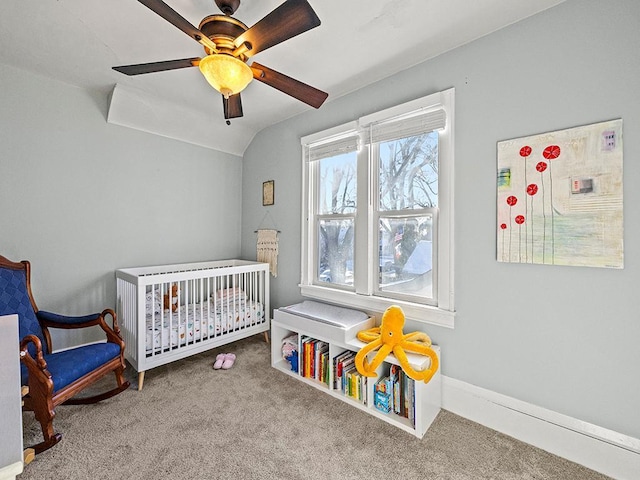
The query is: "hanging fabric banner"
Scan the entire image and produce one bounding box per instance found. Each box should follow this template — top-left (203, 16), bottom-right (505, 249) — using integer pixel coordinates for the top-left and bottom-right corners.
top-left (257, 229), bottom-right (279, 277)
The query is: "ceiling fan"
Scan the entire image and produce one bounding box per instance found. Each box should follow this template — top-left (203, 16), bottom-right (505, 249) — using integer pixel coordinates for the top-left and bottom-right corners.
top-left (113, 0), bottom-right (328, 124)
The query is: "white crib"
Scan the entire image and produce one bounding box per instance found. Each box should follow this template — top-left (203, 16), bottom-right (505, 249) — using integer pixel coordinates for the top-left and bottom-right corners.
top-left (116, 260), bottom-right (270, 390)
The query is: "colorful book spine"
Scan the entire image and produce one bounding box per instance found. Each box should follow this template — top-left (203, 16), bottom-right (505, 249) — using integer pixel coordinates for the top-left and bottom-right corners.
top-left (332, 351), bottom-right (355, 392)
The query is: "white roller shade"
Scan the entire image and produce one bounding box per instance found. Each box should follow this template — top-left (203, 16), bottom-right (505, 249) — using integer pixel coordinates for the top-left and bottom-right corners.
top-left (307, 132), bottom-right (359, 162)
top-left (363, 108), bottom-right (446, 144)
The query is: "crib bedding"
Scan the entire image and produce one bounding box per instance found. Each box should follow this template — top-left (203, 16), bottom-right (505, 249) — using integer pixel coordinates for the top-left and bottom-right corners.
top-left (145, 299), bottom-right (264, 353)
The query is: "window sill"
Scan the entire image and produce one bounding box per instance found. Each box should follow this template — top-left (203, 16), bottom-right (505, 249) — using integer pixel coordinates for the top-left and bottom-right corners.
top-left (299, 284), bottom-right (455, 329)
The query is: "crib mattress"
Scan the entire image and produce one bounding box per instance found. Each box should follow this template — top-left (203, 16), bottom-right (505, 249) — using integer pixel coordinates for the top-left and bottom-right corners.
top-left (145, 300), bottom-right (264, 354)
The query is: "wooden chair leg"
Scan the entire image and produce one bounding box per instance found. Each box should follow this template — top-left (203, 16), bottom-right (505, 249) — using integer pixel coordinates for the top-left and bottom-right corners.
top-left (31, 410), bottom-right (62, 454)
top-left (22, 385), bottom-right (63, 454)
top-left (21, 387), bottom-right (36, 464)
top-left (115, 367), bottom-right (127, 387)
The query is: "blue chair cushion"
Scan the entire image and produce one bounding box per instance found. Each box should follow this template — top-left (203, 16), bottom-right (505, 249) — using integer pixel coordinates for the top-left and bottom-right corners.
top-left (37, 310), bottom-right (101, 325)
top-left (0, 266), bottom-right (47, 355)
top-left (21, 342), bottom-right (122, 393)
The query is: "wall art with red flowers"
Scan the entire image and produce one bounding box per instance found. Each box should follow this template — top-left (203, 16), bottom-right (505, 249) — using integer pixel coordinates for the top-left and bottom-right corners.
top-left (497, 119), bottom-right (623, 268)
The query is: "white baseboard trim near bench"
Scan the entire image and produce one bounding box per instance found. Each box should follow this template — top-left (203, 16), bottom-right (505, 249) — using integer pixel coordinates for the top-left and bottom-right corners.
top-left (441, 376), bottom-right (640, 480)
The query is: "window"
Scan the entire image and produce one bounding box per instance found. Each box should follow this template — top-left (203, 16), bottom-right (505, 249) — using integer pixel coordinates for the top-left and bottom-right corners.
top-left (301, 89), bottom-right (455, 328)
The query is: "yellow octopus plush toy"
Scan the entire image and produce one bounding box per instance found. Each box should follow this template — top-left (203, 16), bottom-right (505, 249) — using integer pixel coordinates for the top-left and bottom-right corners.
top-left (355, 305), bottom-right (439, 383)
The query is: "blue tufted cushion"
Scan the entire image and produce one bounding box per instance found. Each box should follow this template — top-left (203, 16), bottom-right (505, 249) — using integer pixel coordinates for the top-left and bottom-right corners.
top-left (20, 342), bottom-right (122, 393)
top-left (0, 266), bottom-right (47, 355)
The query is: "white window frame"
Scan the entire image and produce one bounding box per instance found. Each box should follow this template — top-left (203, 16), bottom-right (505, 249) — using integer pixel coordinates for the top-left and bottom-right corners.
top-left (300, 88), bottom-right (455, 328)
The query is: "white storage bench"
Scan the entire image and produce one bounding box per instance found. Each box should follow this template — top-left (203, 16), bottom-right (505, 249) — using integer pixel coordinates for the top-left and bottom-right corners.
top-left (271, 301), bottom-right (441, 438)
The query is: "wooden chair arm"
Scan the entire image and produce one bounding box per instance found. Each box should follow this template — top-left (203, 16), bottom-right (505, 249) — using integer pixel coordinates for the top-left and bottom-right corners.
top-left (99, 309), bottom-right (125, 346)
top-left (101, 308), bottom-right (122, 337)
top-left (19, 335), bottom-right (53, 385)
top-left (36, 309), bottom-right (125, 345)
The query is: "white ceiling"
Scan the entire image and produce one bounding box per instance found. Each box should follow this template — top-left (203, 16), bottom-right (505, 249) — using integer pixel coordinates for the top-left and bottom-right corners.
top-left (1, 0), bottom-right (565, 156)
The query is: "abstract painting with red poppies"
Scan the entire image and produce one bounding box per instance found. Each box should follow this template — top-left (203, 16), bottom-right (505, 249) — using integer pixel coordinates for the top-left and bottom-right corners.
top-left (497, 119), bottom-right (623, 268)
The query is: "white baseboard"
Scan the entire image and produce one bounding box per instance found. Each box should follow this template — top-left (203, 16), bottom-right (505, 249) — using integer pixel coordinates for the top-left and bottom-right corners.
top-left (0, 461), bottom-right (23, 480)
top-left (441, 376), bottom-right (640, 480)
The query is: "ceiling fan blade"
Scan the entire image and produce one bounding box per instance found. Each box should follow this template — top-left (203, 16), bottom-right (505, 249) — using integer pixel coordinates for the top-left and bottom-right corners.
top-left (223, 93), bottom-right (243, 120)
top-left (233, 0), bottom-right (320, 58)
top-left (138, 0), bottom-right (217, 52)
top-left (250, 62), bottom-right (328, 109)
top-left (113, 58), bottom-right (200, 75)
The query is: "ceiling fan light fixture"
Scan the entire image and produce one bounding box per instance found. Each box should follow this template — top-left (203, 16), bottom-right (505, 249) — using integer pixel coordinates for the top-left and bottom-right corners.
top-left (198, 54), bottom-right (253, 98)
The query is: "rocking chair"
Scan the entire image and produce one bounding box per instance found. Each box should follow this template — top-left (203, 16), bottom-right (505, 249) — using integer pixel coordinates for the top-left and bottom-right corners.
top-left (0, 255), bottom-right (130, 454)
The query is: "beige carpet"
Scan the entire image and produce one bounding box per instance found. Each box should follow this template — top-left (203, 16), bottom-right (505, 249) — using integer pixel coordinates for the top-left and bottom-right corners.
top-left (21, 335), bottom-right (611, 480)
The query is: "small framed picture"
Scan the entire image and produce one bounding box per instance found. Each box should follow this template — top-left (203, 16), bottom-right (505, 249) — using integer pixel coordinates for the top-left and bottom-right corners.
top-left (262, 180), bottom-right (274, 206)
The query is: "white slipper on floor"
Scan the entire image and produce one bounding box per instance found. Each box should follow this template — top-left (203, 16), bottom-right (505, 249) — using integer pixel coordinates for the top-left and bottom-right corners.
top-left (213, 353), bottom-right (225, 369)
top-left (221, 353), bottom-right (236, 369)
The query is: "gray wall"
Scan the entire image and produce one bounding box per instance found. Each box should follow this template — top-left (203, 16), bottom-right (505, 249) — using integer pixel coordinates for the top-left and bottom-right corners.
top-left (241, 0), bottom-right (640, 439)
top-left (0, 64), bottom-right (243, 349)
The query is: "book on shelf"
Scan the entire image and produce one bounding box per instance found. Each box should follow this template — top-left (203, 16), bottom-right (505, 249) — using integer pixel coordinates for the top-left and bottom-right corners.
top-left (343, 365), bottom-right (356, 396)
top-left (341, 358), bottom-right (355, 393)
top-left (373, 365), bottom-right (415, 425)
top-left (317, 348), bottom-right (330, 386)
top-left (408, 376), bottom-right (415, 423)
top-left (301, 337), bottom-right (313, 378)
top-left (346, 368), bottom-right (365, 403)
top-left (314, 341), bottom-right (328, 383)
top-left (374, 389), bottom-right (392, 413)
top-left (390, 365), bottom-right (400, 415)
top-left (374, 376), bottom-right (393, 413)
top-left (310, 339), bottom-right (317, 379)
top-left (334, 351), bottom-right (355, 392)
top-left (324, 353), bottom-right (330, 385)
top-left (333, 351), bottom-right (353, 390)
top-left (375, 376), bottom-right (394, 395)
top-left (300, 337), bottom-right (331, 386)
